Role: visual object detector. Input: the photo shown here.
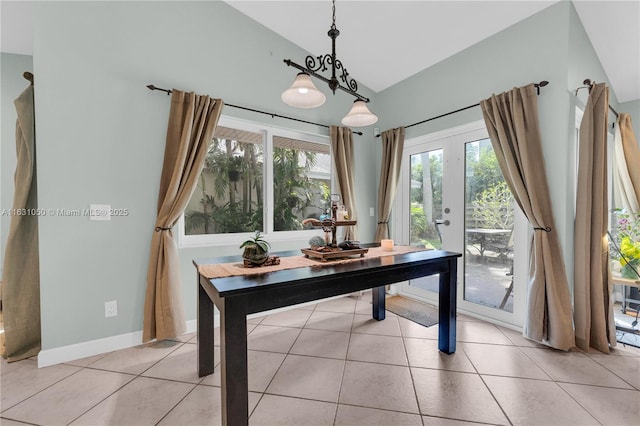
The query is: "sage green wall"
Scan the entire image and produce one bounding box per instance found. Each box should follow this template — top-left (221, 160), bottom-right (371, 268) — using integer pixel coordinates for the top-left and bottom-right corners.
top-left (375, 1), bottom-right (629, 295)
top-left (376, 1), bottom-right (576, 274)
top-left (32, 1), bottom-right (377, 350)
top-left (1, 53), bottom-right (33, 274)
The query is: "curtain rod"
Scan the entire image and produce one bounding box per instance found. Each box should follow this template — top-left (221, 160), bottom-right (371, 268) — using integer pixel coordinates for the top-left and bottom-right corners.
top-left (398, 80), bottom-right (550, 134)
top-left (574, 79), bottom-right (619, 117)
top-left (146, 84), bottom-right (363, 136)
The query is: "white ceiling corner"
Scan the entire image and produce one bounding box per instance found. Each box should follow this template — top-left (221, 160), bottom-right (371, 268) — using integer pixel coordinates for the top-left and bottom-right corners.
top-left (225, 0), bottom-right (639, 103)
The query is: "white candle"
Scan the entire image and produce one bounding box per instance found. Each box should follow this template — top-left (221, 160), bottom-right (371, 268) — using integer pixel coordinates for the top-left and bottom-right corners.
top-left (381, 239), bottom-right (394, 251)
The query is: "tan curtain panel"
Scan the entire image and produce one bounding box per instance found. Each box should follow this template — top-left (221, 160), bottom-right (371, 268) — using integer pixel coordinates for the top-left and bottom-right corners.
top-left (143, 90), bottom-right (223, 342)
top-left (2, 84), bottom-right (41, 362)
top-left (614, 113), bottom-right (640, 212)
top-left (330, 126), bottom-right (358, 241)
top-left (574, 83), bottom-right (616, 352)
top-left (481, 84), bottom-right (574, 350)
top-left (374, 127), bottom-right (405, 242)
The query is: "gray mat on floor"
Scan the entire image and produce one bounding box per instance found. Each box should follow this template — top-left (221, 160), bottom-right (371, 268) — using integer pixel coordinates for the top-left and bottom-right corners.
top-left (616, 330), bottom-right (640, 348)
top-left (385, 296), bottom-right (439, 328)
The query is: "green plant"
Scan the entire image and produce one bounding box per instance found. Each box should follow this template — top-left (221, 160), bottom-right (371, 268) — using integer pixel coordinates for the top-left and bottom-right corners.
top-left (466, 145), bottom-right (503, 203)
top-left (410, 203), bottom-right (441, 249)
top-left (472, 181), bottom-right (514, 230)
top-left (239, 231), bottom-right (271, 253)
top-left (410, 204), bottom-right (427, 243)
top-left (611, 209), bottom-right (640, 279)
top-left (272, 147), bottom-right (319, 231)
top-left (239, 231), bottom-right (271, 265)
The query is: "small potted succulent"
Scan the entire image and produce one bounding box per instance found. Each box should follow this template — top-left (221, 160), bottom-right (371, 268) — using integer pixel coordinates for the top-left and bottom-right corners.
top-left (240, 231), bottom-right (270, 266)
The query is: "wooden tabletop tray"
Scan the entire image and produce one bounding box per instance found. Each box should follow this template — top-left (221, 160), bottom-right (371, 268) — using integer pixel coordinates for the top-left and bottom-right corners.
top-left (301, 247), bottom-right (369, 262)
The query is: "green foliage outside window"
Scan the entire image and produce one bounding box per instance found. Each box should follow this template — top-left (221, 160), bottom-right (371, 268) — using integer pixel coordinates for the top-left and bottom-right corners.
top-left (471, 181), bottom-right (514, 230)
top-left (185, 131), bottom-right (329, 235)
top-left (409, 139), bottom-right (514, 248)
top-left (466, 145), bottom-right (504, 203)
top-left (272, 147), bottom-right (325, 231)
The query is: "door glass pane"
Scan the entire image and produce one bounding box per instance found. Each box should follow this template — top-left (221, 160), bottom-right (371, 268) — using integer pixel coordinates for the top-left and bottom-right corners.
top-left (464, 139), bottom-right (514, 312)
top-left (408, 148), bottom-right (443, 293)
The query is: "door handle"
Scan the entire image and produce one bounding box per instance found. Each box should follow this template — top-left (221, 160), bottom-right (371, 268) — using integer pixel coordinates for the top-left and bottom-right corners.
top-left (435, 219), bottom-right (451, 226)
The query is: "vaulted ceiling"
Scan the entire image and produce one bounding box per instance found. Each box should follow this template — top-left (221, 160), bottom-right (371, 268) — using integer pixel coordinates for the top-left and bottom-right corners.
top-left (2, 1), bottom-right (638, 103)
top-left (224, 0), bottom-right (639, 103)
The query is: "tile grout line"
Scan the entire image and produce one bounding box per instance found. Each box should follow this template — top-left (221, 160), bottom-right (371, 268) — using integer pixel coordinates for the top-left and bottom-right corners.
top-left (585, 351), bottom-right (640, 390)
top-left (64, 340), bottom-right (186, 425)
top-left (332, 307), bottom-right (357, 426)
top-left (457, 331), bottom-right (514, 426)
top-left (0, 362), bottom-right (86, 416)
top-left (247, 300), bottom-right (321, 420)
top-left (153, 382), bottom-right (200, 426)
top-left (552, 379), bottom-right (606, 425)
top-left (517, 344), bottom-right (638, 390)
top-left (397, 307), bottom-right (427, 426)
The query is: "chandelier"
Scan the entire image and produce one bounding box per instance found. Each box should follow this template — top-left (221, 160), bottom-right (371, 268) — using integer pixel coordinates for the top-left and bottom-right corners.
top-left (281, 0), bottom-right (378, 127)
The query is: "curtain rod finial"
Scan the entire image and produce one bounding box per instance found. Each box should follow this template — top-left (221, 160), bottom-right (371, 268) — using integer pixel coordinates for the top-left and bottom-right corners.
top-left (147, 84), bottom-right (171, 95)
top-left (23, 71), bottom-right (34, 84)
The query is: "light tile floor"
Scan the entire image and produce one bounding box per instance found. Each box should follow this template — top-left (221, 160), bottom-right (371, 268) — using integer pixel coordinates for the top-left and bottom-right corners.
top-left (2, 293), bottom-right (639, 426)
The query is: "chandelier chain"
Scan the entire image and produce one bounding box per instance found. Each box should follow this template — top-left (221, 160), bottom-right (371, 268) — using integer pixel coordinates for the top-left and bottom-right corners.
top-left (282, 0), bottom-right (370, 103)
top-left (332, 0), bottom-right (336, 29)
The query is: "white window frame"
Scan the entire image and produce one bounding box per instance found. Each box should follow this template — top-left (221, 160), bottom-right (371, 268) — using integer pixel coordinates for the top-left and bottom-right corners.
top-left (178, 115), bottom-right (330, 248)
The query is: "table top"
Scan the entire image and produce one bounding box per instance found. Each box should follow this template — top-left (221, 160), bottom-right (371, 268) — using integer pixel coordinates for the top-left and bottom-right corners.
top-left (194, 248), bottom-right (461, 297)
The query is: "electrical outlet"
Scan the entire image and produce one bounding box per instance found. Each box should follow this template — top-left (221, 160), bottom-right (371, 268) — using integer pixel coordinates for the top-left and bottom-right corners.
top-left (370, 207), bottom-right (375, 217)
top-left (105, 300), bottom-right (118, 318)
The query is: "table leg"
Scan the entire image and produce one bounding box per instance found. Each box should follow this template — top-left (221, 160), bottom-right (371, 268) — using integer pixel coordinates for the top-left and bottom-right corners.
top-left (372, 286), bottom-right (386, 320)
top-left (197, 280), bottom-right (215, 376)
top-left (438, 258), bottom-right (457, 354)
top-left (220, 296), bottom-right (249, 426)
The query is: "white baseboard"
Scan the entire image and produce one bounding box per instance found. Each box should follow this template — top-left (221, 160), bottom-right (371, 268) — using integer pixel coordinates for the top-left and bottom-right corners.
top-left (37, 319), bottom-right (199, 368)
top-left (37, 293), bottom-right (350, 368)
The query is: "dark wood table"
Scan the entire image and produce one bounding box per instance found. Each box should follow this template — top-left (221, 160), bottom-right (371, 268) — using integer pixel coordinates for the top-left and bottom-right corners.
top-left (194, 248), bottom-right (461, 426)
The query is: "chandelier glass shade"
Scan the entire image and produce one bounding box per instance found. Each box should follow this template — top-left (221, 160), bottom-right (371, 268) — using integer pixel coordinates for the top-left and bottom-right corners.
top-left (341, 100), bottom-right (378, 127)
top-left (281, 73), bottom-right (327, 108)
top-left (281, 0), bottom-right (378, 127)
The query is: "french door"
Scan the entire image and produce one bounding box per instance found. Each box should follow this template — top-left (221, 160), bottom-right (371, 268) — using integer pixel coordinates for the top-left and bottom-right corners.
top-left (394, 121), bottom-right (526, 327)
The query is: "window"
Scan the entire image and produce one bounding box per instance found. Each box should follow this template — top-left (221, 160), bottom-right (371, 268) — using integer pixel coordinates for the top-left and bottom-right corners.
top-left (180, 116), bottom-right (331, 247)
top-left (185, 125), bottom-right (264, 235)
